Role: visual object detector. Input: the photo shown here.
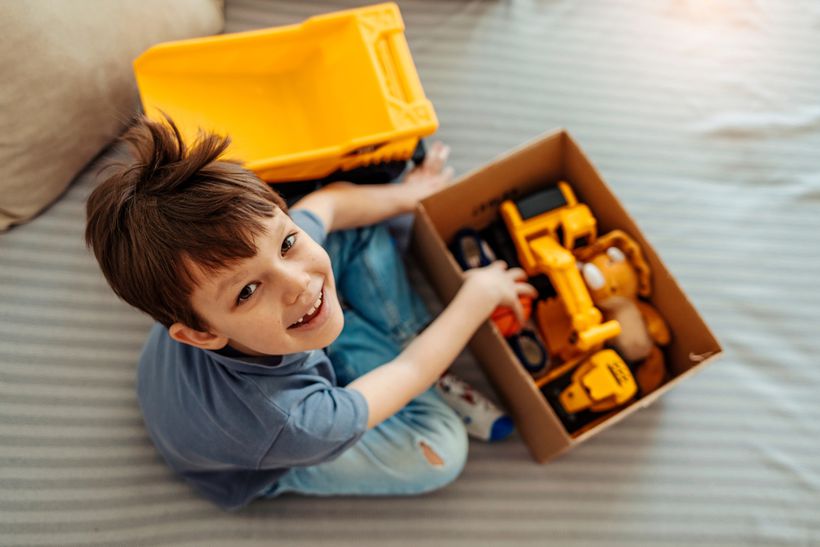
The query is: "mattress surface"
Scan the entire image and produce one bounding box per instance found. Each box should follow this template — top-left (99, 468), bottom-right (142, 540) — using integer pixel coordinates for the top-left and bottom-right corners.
top-left (1, 1), bottom-right (819, 545)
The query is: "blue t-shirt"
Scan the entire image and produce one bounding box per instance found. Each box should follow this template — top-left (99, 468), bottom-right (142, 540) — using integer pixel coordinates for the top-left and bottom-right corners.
top-left (136, 209), bottom-right (369, 510)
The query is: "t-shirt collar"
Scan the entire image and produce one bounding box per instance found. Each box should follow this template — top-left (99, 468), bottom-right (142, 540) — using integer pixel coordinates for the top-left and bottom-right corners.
top-left (206, 344), bottom-right (320, 375)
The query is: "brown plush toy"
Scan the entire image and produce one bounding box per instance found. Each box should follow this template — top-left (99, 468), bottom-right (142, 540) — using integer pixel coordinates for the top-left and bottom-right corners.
top-left (575, 231), bottom-right (671, 395)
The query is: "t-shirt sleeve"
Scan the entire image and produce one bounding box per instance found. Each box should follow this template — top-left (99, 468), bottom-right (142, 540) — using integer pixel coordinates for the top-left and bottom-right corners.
top-left (259, 384), bottom-right (369, 468)
top-left (290, 208), bottom-right (327, 248)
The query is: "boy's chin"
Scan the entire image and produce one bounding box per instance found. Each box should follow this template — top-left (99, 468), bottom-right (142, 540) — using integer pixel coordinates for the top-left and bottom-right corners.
top-left (241, 309), bottom-right (344, 356)
top-left (315, 306), bottom-right (345, 347)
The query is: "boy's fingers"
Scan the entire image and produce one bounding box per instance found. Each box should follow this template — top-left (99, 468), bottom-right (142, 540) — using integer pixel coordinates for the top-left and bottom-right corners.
top-left (440, 144), bottom-right (451, 161)
top-left (424, 142), bottom-right (449, 173)
top-left (422, 141), bottom-right (441, 165)
top-left (429, 141), bottom-right (447, 158)
top-left (518, 282), bottom-right (539, 298)
top-left (511, 296), bottom-right (525, 325)
top-left (506, 267), bottom-right (527, 281)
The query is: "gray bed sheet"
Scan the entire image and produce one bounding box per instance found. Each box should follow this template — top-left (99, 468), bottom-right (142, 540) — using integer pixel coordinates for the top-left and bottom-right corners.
top-left (2, 0), bottom-right (819, 545)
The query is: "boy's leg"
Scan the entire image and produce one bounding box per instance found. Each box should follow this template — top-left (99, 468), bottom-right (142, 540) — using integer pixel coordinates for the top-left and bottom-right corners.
top-left (326, 308), bottom-right (398, 385)
top-left (325, 224), bottom-right (430, 348)
top-left (261, 389), bottom-right (468, 497)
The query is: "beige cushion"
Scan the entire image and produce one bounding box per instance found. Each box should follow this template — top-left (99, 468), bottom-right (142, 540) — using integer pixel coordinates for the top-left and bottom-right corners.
top-left (0, 0), bottom-right (224, 231)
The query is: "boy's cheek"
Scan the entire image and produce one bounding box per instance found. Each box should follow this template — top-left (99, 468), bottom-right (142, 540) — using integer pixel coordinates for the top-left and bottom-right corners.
top-left (325, 299), bottom-right (345, 343)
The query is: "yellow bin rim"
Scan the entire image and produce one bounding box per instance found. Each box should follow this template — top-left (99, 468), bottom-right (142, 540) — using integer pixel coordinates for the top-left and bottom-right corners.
top-left (134, 2), bottom-right (438, 181)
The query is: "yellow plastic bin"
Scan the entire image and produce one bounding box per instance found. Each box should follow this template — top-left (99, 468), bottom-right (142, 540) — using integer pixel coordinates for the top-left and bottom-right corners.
top-left (133, 2), bottom-right (438, 182)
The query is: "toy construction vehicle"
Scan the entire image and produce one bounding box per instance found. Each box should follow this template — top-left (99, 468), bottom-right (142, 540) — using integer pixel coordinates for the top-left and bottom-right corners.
top-left (500, 182), bottom-right (650, 432)
top-left (535, 349), bottom-right (637, 433)
top-left (500, 182), bottom-right (621, 361)
top-left (134, 3), bottom-right (437, 189)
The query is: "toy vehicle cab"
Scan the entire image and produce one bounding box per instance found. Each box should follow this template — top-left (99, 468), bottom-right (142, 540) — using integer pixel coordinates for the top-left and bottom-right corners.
top-left (536, 348), bottom-right (638, 433)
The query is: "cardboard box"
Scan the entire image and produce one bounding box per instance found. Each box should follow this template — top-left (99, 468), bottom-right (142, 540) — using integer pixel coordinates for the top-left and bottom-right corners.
top-left (412, 129), bottom-right (723, 462)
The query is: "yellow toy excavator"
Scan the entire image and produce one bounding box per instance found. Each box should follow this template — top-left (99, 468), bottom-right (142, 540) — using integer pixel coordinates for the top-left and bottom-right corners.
top-left (499, 182), bottom-right (621, 359)
top-left (500, 182), bottom-right (641, 433)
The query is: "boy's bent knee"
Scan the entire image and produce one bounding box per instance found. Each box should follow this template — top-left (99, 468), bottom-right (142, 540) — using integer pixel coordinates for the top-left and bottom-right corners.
top-left (414, 411), bottom-right (469, 491)
top-left (420, 441), bottom-right (444, 467)
top-left (388, 391), bottom-right (469, 492)
top-left (413, 429), bottom-right (468, 493)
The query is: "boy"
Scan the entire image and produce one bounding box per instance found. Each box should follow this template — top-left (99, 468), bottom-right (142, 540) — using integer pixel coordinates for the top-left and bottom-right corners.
top-left (85, 116), bottom-right (535, 510)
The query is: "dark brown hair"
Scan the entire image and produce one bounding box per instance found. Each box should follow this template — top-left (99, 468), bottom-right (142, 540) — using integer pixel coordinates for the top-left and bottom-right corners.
top-left (85, 115), bottom-right (287, 331)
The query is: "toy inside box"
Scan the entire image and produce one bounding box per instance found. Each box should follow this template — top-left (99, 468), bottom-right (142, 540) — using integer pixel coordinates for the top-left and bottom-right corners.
top-left (412, 129), bottom-right (722, 462)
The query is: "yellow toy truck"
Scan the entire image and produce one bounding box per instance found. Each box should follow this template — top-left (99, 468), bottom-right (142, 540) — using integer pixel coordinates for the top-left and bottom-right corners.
top-left (499, 182), bottom-right (668, 433)
top-left (133, 3), bottom-right (437, 188)
top-left (535, 349), bottom-right (638, 433)
top-left (500, 182), bottom-right (621, 361)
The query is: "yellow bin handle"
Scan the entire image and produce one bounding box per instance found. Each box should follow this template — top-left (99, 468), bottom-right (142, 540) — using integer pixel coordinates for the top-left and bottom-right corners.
top-left (372, 28), bottom-right (425, 105)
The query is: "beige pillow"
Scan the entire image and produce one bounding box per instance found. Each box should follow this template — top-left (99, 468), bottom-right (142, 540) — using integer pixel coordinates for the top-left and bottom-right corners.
top-left (0, 0), bottom-right (224, 231)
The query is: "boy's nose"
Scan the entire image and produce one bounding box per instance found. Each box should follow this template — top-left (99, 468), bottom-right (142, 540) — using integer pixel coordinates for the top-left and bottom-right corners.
top-left (281, 268), bottom-right (312, 305)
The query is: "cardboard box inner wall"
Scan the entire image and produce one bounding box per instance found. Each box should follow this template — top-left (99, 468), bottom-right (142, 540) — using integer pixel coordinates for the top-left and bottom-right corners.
top-left (412, 129), bottom-right (723, 463)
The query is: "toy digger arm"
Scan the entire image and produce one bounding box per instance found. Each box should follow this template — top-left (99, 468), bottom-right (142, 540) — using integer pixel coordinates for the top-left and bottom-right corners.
top-left (528, 237), bottom-right (620, 351)
top-left (500, 187), bottom-right (619, 354)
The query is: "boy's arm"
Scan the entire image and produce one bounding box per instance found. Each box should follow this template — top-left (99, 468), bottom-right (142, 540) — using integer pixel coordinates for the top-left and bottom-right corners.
top-left (292, 182), bottom-right (414, 232)
top-left (347, 262), bottom-right (537, 429)
top-left (291, 141), bottom-right (453, 232)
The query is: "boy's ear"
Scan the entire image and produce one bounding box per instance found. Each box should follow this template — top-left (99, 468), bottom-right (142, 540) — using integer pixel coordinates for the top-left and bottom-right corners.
top-left (168, 322), bottom-right (229, 351)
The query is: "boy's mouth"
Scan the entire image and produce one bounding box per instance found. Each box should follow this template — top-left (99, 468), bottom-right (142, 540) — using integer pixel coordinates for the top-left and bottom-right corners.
top-left (287, 288), bottom-right (325, 329)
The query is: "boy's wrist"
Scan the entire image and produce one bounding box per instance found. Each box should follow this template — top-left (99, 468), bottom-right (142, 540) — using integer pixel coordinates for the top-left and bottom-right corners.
top-left (458, 276), bottom-right (500, 319)
top-left (390, 182), bottom-right (417, 215)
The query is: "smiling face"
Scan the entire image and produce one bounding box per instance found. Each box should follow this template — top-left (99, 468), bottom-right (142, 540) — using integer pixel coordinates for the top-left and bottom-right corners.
top-left (176, 211), bottom-right (344, 356)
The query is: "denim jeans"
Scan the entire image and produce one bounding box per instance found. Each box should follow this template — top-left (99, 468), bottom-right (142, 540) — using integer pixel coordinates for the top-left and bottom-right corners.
top-left (261, 223), bottom-right (469, 497)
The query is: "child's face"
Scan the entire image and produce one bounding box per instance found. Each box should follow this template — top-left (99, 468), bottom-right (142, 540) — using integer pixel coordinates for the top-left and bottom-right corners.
top-left (186, 211), bottom-right (344, 356)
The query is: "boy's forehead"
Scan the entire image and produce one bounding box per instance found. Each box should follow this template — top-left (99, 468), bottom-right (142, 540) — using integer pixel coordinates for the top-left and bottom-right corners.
top-left (183, 255), bottom-right (245, 296)
top-left (186, 212), bottom-right (290, 292)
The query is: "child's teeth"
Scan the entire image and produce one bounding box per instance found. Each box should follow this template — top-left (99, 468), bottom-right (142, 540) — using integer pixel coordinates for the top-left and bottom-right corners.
top-left (292, 291), bottom-right (323, 327)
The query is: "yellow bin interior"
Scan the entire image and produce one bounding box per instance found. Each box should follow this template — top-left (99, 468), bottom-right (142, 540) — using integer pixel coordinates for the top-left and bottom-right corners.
top-left (133, 2), bottom-right (438, 182)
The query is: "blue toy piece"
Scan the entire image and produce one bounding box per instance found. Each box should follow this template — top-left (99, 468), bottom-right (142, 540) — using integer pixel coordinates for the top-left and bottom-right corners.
top-left (450, 228), bottom-right (496, 270)
top-left (509, 329), bottom-right (548, 375)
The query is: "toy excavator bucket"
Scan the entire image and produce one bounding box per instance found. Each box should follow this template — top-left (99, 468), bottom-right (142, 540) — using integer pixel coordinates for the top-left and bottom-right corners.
top-left (133, 2), bottom-right (438, 182)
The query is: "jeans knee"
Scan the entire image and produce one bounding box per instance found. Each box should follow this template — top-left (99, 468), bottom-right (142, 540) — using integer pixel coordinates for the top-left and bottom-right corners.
top-left (414, 410), bottom-right (469, 492)
top-left (441, 432), bottom-right (469, 485)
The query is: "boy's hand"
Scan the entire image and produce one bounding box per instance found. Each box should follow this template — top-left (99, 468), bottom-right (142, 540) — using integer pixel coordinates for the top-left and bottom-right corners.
top-left (400, 141), bottom-right (455, 208)
top-left (463, 261), bottom-right (538, 324)
top-left (349, 258), bottom-right (536, 430)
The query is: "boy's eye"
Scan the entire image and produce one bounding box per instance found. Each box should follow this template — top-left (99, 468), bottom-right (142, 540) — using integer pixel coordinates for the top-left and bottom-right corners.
top-left (281, 233), bottom-right (297, 256)
top-left (236, 282), bottom-right (259, 305)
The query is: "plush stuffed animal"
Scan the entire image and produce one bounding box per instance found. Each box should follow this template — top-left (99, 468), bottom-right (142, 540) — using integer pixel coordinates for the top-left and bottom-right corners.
top-left (576, 232), bottom-right (671, 395)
